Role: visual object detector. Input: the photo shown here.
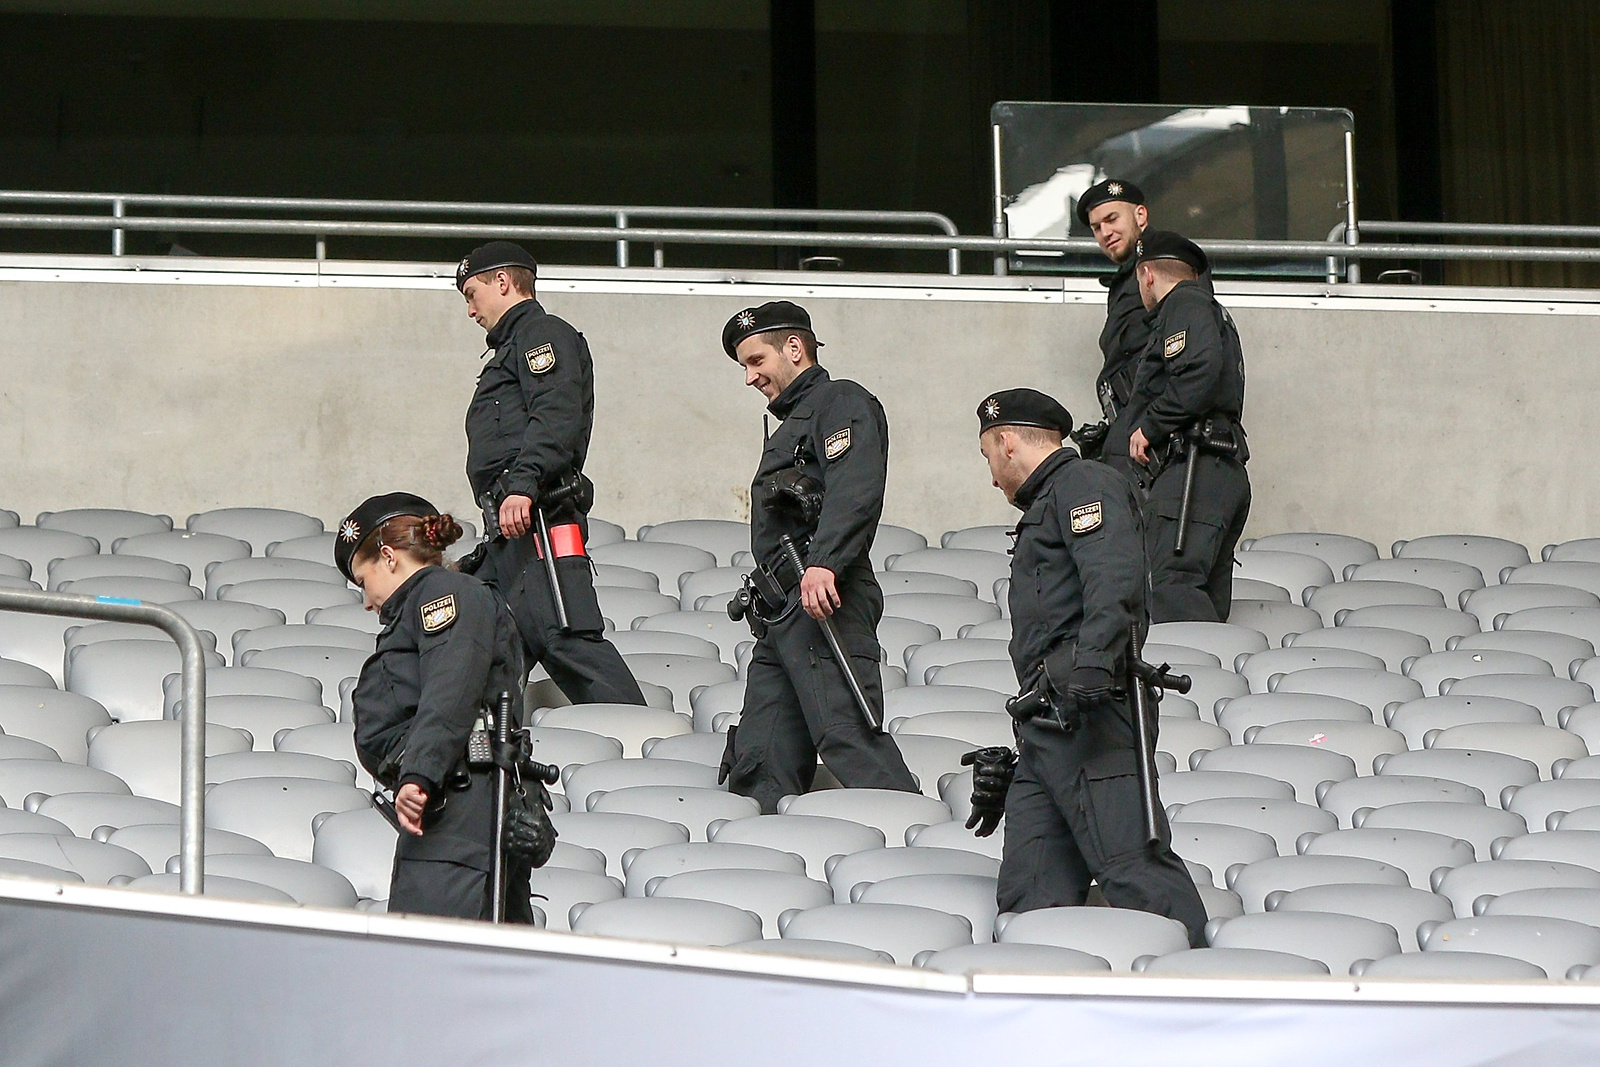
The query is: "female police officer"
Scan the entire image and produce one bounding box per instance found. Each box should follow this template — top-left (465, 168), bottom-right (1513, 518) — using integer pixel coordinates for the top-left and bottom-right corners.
top-left (336, 491), bottom-right (547, 921)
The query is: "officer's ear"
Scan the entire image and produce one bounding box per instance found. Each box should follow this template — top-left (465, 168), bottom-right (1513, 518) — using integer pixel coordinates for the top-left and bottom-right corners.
top-left (1133, 204), bottom-right (1149, 229)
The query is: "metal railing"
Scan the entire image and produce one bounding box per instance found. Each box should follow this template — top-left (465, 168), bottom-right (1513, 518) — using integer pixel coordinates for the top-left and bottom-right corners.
top-left (0, 587), bottom-right (207, 894)
top-left (0, 191), bottom-right (963, 275)
top-left (1324, 219), bottom-right (1600, 282)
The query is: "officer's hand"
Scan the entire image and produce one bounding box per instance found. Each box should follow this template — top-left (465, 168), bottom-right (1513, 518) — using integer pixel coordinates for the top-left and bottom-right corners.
top-left (1066, 666), bottom-right (1123, 714)
top-left (395, 782), bottom-right (429, 836)
top-left (499, 494), bottom-right (534, 538)
top-left (1129, 428), bottom-right (1151, 466)
top-left (800, 566), bottom-right (841, 619)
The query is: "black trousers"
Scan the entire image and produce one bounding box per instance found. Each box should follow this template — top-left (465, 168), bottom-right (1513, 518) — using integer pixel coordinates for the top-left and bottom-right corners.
top-left (1144, 454), bottom-right (1251, 624)
top-left (481, 532), bottom-right (645, 706)
top-left (997, 711), bottom-right (1207, 948)
top-left (386, 770), bottom-right (535, 923)
top-left (726, 571), bottom-right (918, 814)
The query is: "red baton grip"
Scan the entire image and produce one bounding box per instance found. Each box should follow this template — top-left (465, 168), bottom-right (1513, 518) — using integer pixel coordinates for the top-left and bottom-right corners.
top-left (534, 523), bottom-right (586, 560)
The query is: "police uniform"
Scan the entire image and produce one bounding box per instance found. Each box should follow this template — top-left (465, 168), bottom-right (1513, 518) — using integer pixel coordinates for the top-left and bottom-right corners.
top-left (1077, 179), bottom-right (1153, 472)
top-left (457, 242), bottom-right (646, 706)
top-left (1120, 232), bottom-right (1251, 623)
top-left (719, 301), bottom-right (918, 813)
top-left (978, 390), bottom-right (1206, 946)
top-left (338, 493), bottom-right (534, 921)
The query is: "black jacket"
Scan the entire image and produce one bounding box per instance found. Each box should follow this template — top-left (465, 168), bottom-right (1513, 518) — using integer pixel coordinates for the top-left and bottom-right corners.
top-left (1008, 448), bottom-right (1146, 687)
top-left (752, 364), bottom-right (888, 580)
top-left (352, 566), bottom-right (525, 868)
top-left (465, 298), bottom-right (596, 503)
top-left (1123, 279), bottom-right (1246, 451)
top-left (1095, 259), bottom-right (1152, 430)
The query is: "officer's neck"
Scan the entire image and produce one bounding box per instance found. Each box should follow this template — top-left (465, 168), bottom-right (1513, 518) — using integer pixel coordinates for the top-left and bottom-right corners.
top-left (768, 362), bottom-right (825, 417)
top-left (1012, 446), bottom-right (1072, 508)
top-left (485, 296), bottom-right (539, 345)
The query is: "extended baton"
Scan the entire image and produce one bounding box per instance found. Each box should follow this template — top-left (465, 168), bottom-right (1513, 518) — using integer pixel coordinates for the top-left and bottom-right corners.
top-left (1172, 424), bottom-right (1204, 557)
top-left (778, 534), bottom-right (882, 732)
top-left (490, 691), bottom-right (513, 922)
top-left (1127, 626), bottom-right (1193, 846)
top-left (530, 477), bottom-right (587, 633)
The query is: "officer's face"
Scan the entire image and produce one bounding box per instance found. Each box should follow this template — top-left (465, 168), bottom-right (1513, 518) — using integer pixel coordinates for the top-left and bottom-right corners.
top-left (351, 549), bottom-right (406, 611)
top-left (461, 272), bottom-right (523, 332)
top-left (736, 336), bottom-right (807, 400)
top-left (980, 429), bottom-right (1024, 504)
top-left (1088, 202), bottom-right (1148, 264)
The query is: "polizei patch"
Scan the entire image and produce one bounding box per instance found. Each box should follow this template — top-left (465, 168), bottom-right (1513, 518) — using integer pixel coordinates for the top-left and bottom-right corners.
top-left (1069, 501), bottom-right (1104, 535)
top-left (1163, 332), bottom-right (1187, 359)
top-left (824, 427), bottom-right (852, 460)
top-left (526, 343), bottom-right (556, 374)
top-left (420, 594), bottom-right (458, 633)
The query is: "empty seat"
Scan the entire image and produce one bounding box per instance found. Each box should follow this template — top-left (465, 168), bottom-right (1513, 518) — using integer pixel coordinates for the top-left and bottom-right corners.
top-left (65, 622), bottom-right (216, 663)
top-left (0, 808), bottom-right (69, 836)
top-left (186, 508), bottom-right (322, 554)
top-left (1430, 723), bottom-right (1587, 779)
top-left (88, 720), bottom-right (252, 803)
top-left (1349, 558), bottom-right (1485, 606)
top-left (1434, 860), bottom-right (1600, 917)
top-left (1318, 775), bottom-right (1484, 828)
top-left (780, 902), bottom-right (972, 963)
top-left (518, 726), bottom-right (624, 779)
top-left (1308, 581), bottom-right (1444, 626)
top-left (234, 625), bottom-right (373, 661)
top-left (1237, 647), bottom-right (1384, 694)
top-left (1232, 581), bottom-right (1292, 604)
top-left (1247, 719), bottom-right (1407, 774)
top-left (687, 680), bottom-right (747, 732)
top-left (0, 658), bottom-right (54, 689)
top-left (1480, 887), bottom-right (1600, 927)
top-left (1271, 882), bottom-right (1452, 952)
top-left (1443, 674), bottom-right (1594, 727)
top-left (895, 734), bottom-right (977, 799)
top-left (37, 508), bottom-right (171, 545)
top-left (906, 819), bottom-right (1004, 860)
top-left (620, 840), bottom-right (805, 897)
top-left (175, 853), bottom-right (355, 908)
top-left (590, 542), bottom-right (717, 595)
top-left (595, 587), bottom-right (681, 629)
top-left (204, 557), bottom-right (346, 599)
top-left (920, 941), bottom-right (1110, 974)
top-left (1419, 914), bottom-right (1600, 978)
top-left (0, 759), bottom-right (130, 805)
top-left (1232, 550), bottom-right (1337, 600)
top-left (1494, 830), bottom-right (1600, 874)
top-left (536, 706), bottom-right (692, 758)
top-left (903, 638), bottom-right (1010, 686)
top-left (996, 906), bottom-right (1190, 971)
top-left (1338, 606), bottom-right (1480, 652)
top-left (1136, 946), bottom-right (1329, 976)
top-left (1140, 643), bottom-right (1222, 670)
top-left (650, 867), bottom-right (832, 936)
top-left (1383, 695), bottom-right (1543, 749)
top-left (1376, 748), bottom-right (1538, 809)
top-left (621, 654), bottom-right (736, 713)
top-left (266, 533), bottom-right (337, 565)
top-left (1452, 629), bottom-right (1594, 676)
top-left (940, 526), bottom-right (1013, 554)
top-left (124, 873), bottom-right (294, 904)
top-left (0, 527), bottom-right (99, 584)
top-left (46, 553), bottom-right (188, 591)
top-left (219, 579), bottom-right (361, 622)
top-left (1287, 626), bottom-right (1432, 673)
top-left (1208, 910), bottom-right (1401, 974)
top-left (1268, 669), bottom-right (1424, 720)
top-left (304, 603), bottom-right (381, 635)
top-left (1216, 693), bottom-right (1372, 745)
top-left (570, 895), bottom-right (762, 945)
top-left (1194, 744), bottom-right (1356, 805)
top-left (106, 824), bottom-right (270, 872)
top-left (885, 685), bottom-right (1010, 721)
top-left (1170, 798), bottom-right (1338, 855)
top-left (0, 833), bottom-right (150, 884)
top-left (635, 611), bottom-right (753, 665)
top-left (1148, 622), bottom-right (1270, 667)
top-left (199, 696), bottom-right (335, 750)
top-left (1506, 562), bottom-right (1600, 598)
top-left (1405, 649), bottom-right (1551, 698)
top-left (32, 792), bottom-right (176, 836)
top-left (1301, 826), bottom-right (1476, 890)
top-left (524, 867), bottom-right (624, 931)
top-left (1170, 822), bottom-right (1279, 886)
top-left (824, 846), bottom-right (999, 904)
top-left (1228, 853), bottom-right (1409, 913)
top-left (0, 687), bottom-right (111, 762)
top-left (207, 750), bottom-right (354, 786)
top-left (0, 735), bottom-right (58, 761)
top-left (167, 601), bottom-right (289, 660)
top-left (548, 812), bottom-right (690, 879)
top-left (708, 814), bottom-right (886, 879)
top-left (1241, 533), bottom-right (1378, 576)
top-left (587, 518), bottom-right (625, 548)
top-left (563, 758), bottom-right (717, 813)
top-left (779, 788), bottom-right (951, 848)
top-left (1355, 950), bottom-right (1547, 980)
top-left (204, 776), bottom-right (370, 861)
top-left (1462, 583), bottom-right (1599, 630)
top-left (1156, 718), bottom-right (1231, 768)
top-left (308, 806), bottom-right (397, 901)
top-left (1358, 801), bottom-right (1527, 860)
top-left (1507, 779), bottom-right (1600, 832)
top-left (876, 570), bottom-right (980, 599)
top-left (1159, 770), bottom-right (1295, 808)
top-left (882, 593), bottom-right (1001, 640)
top-left (116, 530), bottom-right (251, 582)
top-left (890, 711), bottom-right (1013, 749)
top-left (636, 519), bottom-right (750, 568)
top-left (887, 549), bottom-right (1010, 604)
top-left (925, 659), bottom-right (1019, 694)
top-left (1397, 535), bottom-right (1530, 582)
top-left (1171, 667), bottom-right (1250, 724)
top-left (1499, 607), bottom-right (1600, 648)
top-left (240, 646), bottom-right (371, 716)
top-left (591, 785), bottom-right (758, 840)
top-left (677, 566), bottom-right (747, 607)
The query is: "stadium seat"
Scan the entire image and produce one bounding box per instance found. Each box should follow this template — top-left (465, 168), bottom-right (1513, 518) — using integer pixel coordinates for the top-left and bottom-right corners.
top-left (571, 895), bottom-right (760, 945)
top-left (638, 732), bottom-right (724, 768)
top-left (619, 654), bottom-right (736, 713)
top-left (0, 735), bottom-right (58, 761)
top-left (115, 530), bottom-right (251, 581)
top-left (904, 638), bottom-right (1010, 685)
top-left (1193, 744), bottom-right (1356, 805)
top-left (1450, 629), bottom-right (1594, 675)
top-left (1505, 562), bottom-right (1600, 598)
top-left (1159, 770), bottom-right (1295, 808)
top-left (1240, 533), bottom-right (1379, 576)
top-left (1479, 886), bottom-right (1600, 927)
top-left (1223, 602), bottom-right (1324, 651)
top-left (1498, 606), bottom-right (1600, 647)
top-left (1141, 643), bottom-right (1222, 669)
top-left (1434, 860), bottom-right (1600, 917)
top-left (1443, 674), bottom-right (1594, 727)
top-left (638, 519), bottom-right (750, 567)
top-left (587, 519), bottom-right (626, 548)
top-left (536, 706), bottom-right (692, 759)
top-left (1383, 694), bottom-right (1543, 749)
top-left (1215, 693), bottom-right (1372, 744)
top-left (881, 593), bottom-right (1001, 641)
top-left (1171, 798), bottom-right (1338, 855)
top-left (0, 758), bottom-right (130, 805)
top-left (1168, 667), bottom-right (1250, 724)
top-left (677, 566), bottom-right (747, 608)
top-left (0, 833), bottom-right (150, 884)
top-left (0, 808), bottom-right (69, 836)
top-left (1307, 581), bottom-right (1444, 625)
top-left (37, 507), bottom-right (171, 543)
top-left (885, 684), bottom-right (1008, 722)
top-left (1376, 747), bottom-right (1538, 807)
top-left (924, 659), bottom-right (1019, 694)
top-left (218, 579), bottom-right (361, 622)
top-left (0, 527), bottom-right (99, 583)
top-left (591, 542), bottom-right (716, 595)
top-left (234, 624), bottom-right (374, 659)
top-left (239, 646), bottom-right (371, 716)
top-left (0, 686), bottom-right (112, 762)
top-left (620, 840), bottom-right (805, 897)
top-left (590, 785), bottom-right (758, 840)
top-left (204, 557), bottom-right (346, 598)
top-left (522, 867), bottom-right (623, 931)
top-left (46, 553), bottom-right (187, 591)
top-left (167, 601), bottom-right (288, 660)
top-left (1286, 626), bottom-right (1432, 673)
top-left (779, 789), bottom-right (951, 847)
top-left (1493, 830), bottom-right (1600, 874)
top-left (824, 846), bottom-right (998, 904)
top-left (687, 679), bottom-right (746, 731)
top-left (1226, 853), bottom-right (1409, 913)
top-left (894, 733), bottom-right (976, 798)
top-left (996, 906), bottom-right (1189, 971)
top-left (1267, 668), bottom-right (1424, 720)
top-left (563, 757), bottom-right (717, 813)
top-left (64, 622), bottom-right (217, 664)
top-left (1232, 580), bottom-right (1292, 603)
top-left (1318, 775), bottom-right (1484, 827)
top-left (1207, 910), bottom-right (1401, 974)
top-left (919, 941), bottom-right (1110, 974)
top-left (1337, 606), bottom-right (1481, 652)
top-left (854, 871), bottom-right (998, 943)
top-left (204, 776), bottom-right (370, 861)
top-left (875, 570), bottom-right (980, 598)
top-left (940, 526), bottom-right (1013, 554)
top-left (1395, 535), bottom-right (1530, 583)
top-left (30, 792), bottom-right (175, 837)
top-left (906, 819), bottom-right (1004, 860)
top-left (548, 812), bottom-right (690, 879)
top-left (709, 814), bottom-right (886, 879)
top-left (1348, 558), bottom-right (1485, 606)
top-left (0, 657), bottom-right (54, 689)
top-left (1462, 583), bottom-right (1599, 630)
top-left (106, 824), bottom-right (270, 872)
top-left (186, 508), bottom-right (323, 554)
top-left (308, 807), bottom-right (396, 900)
top-left (266, 533), bottom-right (337, 566)
top-left (1156, 717), bottom-right (1230, 767)
top-left (1419, 914), bottom-right (1600, 978)
top-left (1431, 723), bottom-right (1587, 778)
top-left (208, 750), bottom-right (354, 787)
top-left (1270, 882), bottom-right (1452, 952)
top-left (88, 720), bottom-right (252, 803)
top-left (635, 610), bottom-right (752, 665)
top-left (1405, 649), bottom-right (1551, 698)
top-left (196, 696), bottom-right (335, 750)
top-left (1354, 950), bottom-right (1546, 980)
top-left (1232, 550), bottom-right (1336, 600)
top-left (649, 868), bottom-right (832, 937)
top-left (1357, 801), bottom-right (1526, 860)
top-left (890, 710), bottom-right (1013, 749)
top-left (1301, 826), bottom-right (1476, 890)
top-left (176, 853), bottom-right (357, 908)
top-left (1246, 719), bottom-right (1407, 774)
top-left (779, 902), bottom-right (971, 963)
top-left (886, 549), bottom-right (1010, 605)
top-left (1148, 622), bottom-right (1269, 667)
top-left (304, 603), bottom-right (382, 634)
top-left (1136, 946), bottom-right (1329, 976)
top-left (124, 873), bottom-right (294, 904)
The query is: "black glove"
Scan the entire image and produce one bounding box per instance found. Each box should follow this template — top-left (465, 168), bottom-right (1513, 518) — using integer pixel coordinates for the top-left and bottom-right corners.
top-left (716, 723), bottom-right (739, 786)
top-left (1070, 420), bottom-right (1110, 461)
top-left (961, 746), bottom-right (1016, 837)
top-left (504, 783), bottom-right (557, 869)
top-left (1066, 666), bottom-right (1123, 714)
top-left (452, 540), bottom-right (490, 576)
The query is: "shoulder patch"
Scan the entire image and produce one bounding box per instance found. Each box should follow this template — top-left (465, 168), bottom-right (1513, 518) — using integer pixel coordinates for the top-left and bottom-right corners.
top-left (1163, 331), bottom-right (1187, 359)
top-left (526, 343), bottom-right (556, 374)
top-left (420, 594), bottom-right (458, 634)
top-left (1069, 501), bottom-right (1104, 535)
top-left (824, 427), bottom-right (852, 460)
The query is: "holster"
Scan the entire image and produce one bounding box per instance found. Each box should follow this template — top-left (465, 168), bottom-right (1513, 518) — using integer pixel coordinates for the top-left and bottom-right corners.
top-left (1160, 415), bottom-right (1245, 470)
top-left (729, 563), bottom-right (798, 639)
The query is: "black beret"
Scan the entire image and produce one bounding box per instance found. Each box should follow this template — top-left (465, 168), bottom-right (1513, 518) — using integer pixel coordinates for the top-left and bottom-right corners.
top-left (334, 491), bottom-right (439, 582)
top-left (1076, 178), bottom-right (1146, 227)
top-left (721, 300), bottom-right (825, 360)
top-left (1133, 230), bottom-right (1209, 275)
top-left (455, 241), bottom-right (538, 292)
top-left (977, 389), bottom-right (1073, 436)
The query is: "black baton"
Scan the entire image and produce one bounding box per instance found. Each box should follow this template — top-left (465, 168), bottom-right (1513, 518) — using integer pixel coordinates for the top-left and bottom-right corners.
top-left (1172, 423), bottom-right (1204, 557)
top-left (533, 505), bottom-right (571, 632)
top-left (490, 691), bottom-right (513, 923)
top-left (778, 534), bottom-right (882, 732)
top-left (1128, 625), bottom-right (1184, 846)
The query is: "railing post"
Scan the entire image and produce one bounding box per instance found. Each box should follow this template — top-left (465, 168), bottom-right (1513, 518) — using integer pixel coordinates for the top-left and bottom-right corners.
top-left (1343, 129), bottom-right (1360, 283)
top-left (112, 198), bottom-right (125, 257)
top-left (990, 124), bottom-right (1008, 277)
top-left (315, 234), bottom-right (327, 261)
top-left (653, 242), bottom-right (664, 268)
top-left (1326, 222), bottom-right (1345, 284)
top-left (615, 211), bottom-right (629, 268)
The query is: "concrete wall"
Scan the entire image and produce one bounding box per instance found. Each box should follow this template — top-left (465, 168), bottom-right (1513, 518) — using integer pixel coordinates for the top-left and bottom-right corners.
top-left (0, 256), bottom-right (1596, 552)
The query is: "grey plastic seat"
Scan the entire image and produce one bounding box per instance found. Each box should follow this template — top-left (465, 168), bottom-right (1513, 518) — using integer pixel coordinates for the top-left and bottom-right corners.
top-left (1232, 550), bottom-right (1336, 599)
top-left (88, 720), bottom-right (252, 803)
top-left (522, 867), bottom-right (623, 931)
top-left (0, 527), bottom-right (99, 584)
top-left (563, 758), bottom-right (717, 813)
top-left (309, 806), bottom-right (398, 900)
top-left (586, 518), bottom-right (625, 548)
top-left (891, 710), bottom-right (1013, 750)
top-left (204, 557), bottom-right (346, 599)
top-left (64, 623), bottom-right (217, 669)
top-left (205, 776), bottom-right (370, 861)
top-left (208, 749), bottom-right (354, 787)
top-left (1348, 558), bottom-right (1485, 607)
top-left (1148, 621), bottom-right (1269, 667)
top-left (61, 577), bottom-right (203, 610)
top-left (1434, 860), bottom-right (1600, 917)
top-left (1319, 775), bottom-right (1484, 828)
top-left (1271, 882), bottom-right (1452, 952)
top-left (0, 735), bottom-right (59, 761)
top-left (38, 507), bottom-right (170, 544)
top-left (0, 658), bottom-right (54, 690)
top-left (1357, 801), bottom-right (1527, 860)
top-left (1171, 797), bottom-right (1339, 856)
top-left (1383, 695), bottom-right (1544, 749)
top-left (197, 696), bottom-right (335, 750)
top-left (1286, 626), bottom-right (1432, 673)
top-left (1376, 747), bottom-right (1537, 808)
top-left (1430, 723), bottom-right (1587, 779)
top-left (1170, 821), bottom-right (1279, 886)
top-left (174, 853), bottom-right (357, 908)
top-left (1139, 643), bottom-right (1222, 670)
top-left (1405, 649), bottom-right (1551, 698)
top-left (885, 685), bottom-right (1010, 722)
top-left (1227, 853), bottom-right (1409, 913)
top-left (1443, 674), bottom-right (1594, 727)
top-left (1247, 719), bottom-right (1407, 775)
top-left (1173, 667), bottom-right (1251, 724)
top-left (708, 814), bottom-right (886, 879)
top-left (1154, 718), bottom-right (1230, 769)
top-left (266, 533), bottom-right (337, 566)
top-left (1302, 826), bottom-right (1476, 890)
top-left (575, 895), bottom-right (764, 946)
top-left (1481, 887), bottom-right (1600, 928)
top-left (1505, 562), bottom-right (1600, 598)
top-left (633, 520), bottom-right (750, 568)
top-left (676, 566), bottom-right (747, 607)
top-left (650, 868), bottom-right (832, 936)
top-left (904, 638), bottom-right (1011, 685)
top-left (1451, 629), bottom-right (1594, 676)
top-left (594, 587), bottom-right (680, 629)
top-left (1419, 914), bottom-right (1600, 978)
top-left (167, 666), bottom-right (320, 722)
top-left (1194, 744), bottom-right (1357, 806)
top-left (0, 758), bottom-right (130, 805)
top-left (31, 792), bottom-right (176, 836)
top-left (590, 785), bottom-right (758, 840)
top-left (882, 593), bottom-right (1000, 640)
top-left (1494, 830), bottom-right (1600, 874)
top-left (919, 941), bottom-right (1110, 974)
top-left (0, 833), bottom-right (150, 884)
top-left (240, 646), bottom-right (371, 717)
top-left (1337, 606), bottom-right (1481, 652)
top-left (1462, 583), bottom-right (1599, 629)
top-left (166, 600), bottom-right (289, 661)
top-left (1307, 581), bottom-right (1444, 626)
top-left (876, 570), bottom-right (980, 599)
top-left (46, 553), bottom-right (188, 591)
top-left (516, 727), bottom-right (625, 780)
top-left (620, 654), bottom-right (736, 713)
top-left (1137, 946), bottom-right (1329, 976)
top-left (925, 659), bottom-right (1020, 694)
top-left (106, 823), bottom-right (270, 872)
top-left (824, 846), bottom-right (998, 904)
top-left (896, 734), bottom-right (978, 799)
top-left (906, 819), bottom-right (1004, 860)
top-left (234, 625), bottom-right (373, 661)
top-left (1396, 535), bottom-right (1530, 583)
top-left (887, 549), bottom-right (1011, 604)
top-left (1498, 607), bottom-right (1600, 648)
top-left (187, 509), bottom-right (323, 554)
top-left (304, 603), bottom-right (382, 635)
top-left (1354, 950), bottom-right (1547, 980)
top-left (1267, 668), bottom-right (1424, 720)
top-left (731, 938), bottom-right (892, 965)
top-left (1237, 648), bottom-right (1384, 694)
top-left (125, 873), bottom-right (295, 904)
top-left (639, 731), bottom-right (727, 769)
top-left (1208, 910), bottom-right (1400, 974)
top-left (959, 619), bottom-right (1013, 641)
top-left (1159, 770), bottom-right (1295, 808)
top-left (219, 579), bottom-right (361, 622)
top-left (599, 629), bottom-right (722, 661)
top-left (1507, 780), bottom-right (1600, 832)
top-left (780, 788), bottom-right (952, 848)
top-left (1216, 693), bottom-right (1372, 745)
top-left (780, 902), bottom-right (972, 963)
top-left (590, 541), bottom-right (717, 595)
top-left (855, 872), bottom-right (998, 943)
top-left (0, 808), bottom-right (70, 836)
top-left (0, 686), bottom-right (112, 762)
top-left (620, 840), bottom-right (805, 897)
top-left (542, 840), bottom-right (608, 876)
top-left (686, 680), bottom-right (745, 732)
top-left (115, 530), bottom-right (251, 582)
top-left (1547, 540), bottom-right (1600, 564)
top-left (548, 812), bottom-right (690, 879)
top-left (876, 617), bottom-right (944, 673)
top-left (1232, 580), bottom-right (1292, 603)
top-left (536, 706), bottom-right (692, 758)
top-left (996, 906), bottom-right (1190, 971)
top-left (940, 526), bottom-right (1013, 554)
top-left (1240, 533), bottom-right (1379, 577)
top-left (0, 555), bottom-right (29, 582)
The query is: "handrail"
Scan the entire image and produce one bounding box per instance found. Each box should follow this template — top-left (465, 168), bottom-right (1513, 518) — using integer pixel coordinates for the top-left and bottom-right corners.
top-left (0, 190), bottom-right (963, 275)
top-left (1324, 219), bottom-right (1600, 282)
top-left (0, 588), bottom-right (207, 894)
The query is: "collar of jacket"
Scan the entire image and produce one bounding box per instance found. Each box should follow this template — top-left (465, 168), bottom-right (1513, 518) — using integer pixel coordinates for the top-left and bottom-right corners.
top-left (1013, 447), bottom-right (1077, 511)
top-left (378, 566), bottom-right (434, 625)
top-left (1099, 255), bottom-right (1136, 289)
top-left (1154, 277), bottom-right (1205, 313)
top-left (768, 363), bottom-right (829, 420)
top-left (485, 298), bottom-right (543, 349)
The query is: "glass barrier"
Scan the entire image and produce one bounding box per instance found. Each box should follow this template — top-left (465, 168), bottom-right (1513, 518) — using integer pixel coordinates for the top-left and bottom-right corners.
top-left (991, 102), bottom-right (1354, 277)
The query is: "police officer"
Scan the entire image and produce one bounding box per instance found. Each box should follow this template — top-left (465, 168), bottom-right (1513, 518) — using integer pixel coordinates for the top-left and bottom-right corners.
top-left (455, 242), bottom-right (646, 706)
top-left (966, 389), bottom-right (1206, 946)
top-left (718, 300), bottom-right (918, 813)
top-left (1122, 231), bottom-right (1251, 623)
top-left (339, 493), bottom-right (554, 921)
top-left (1071, 178), bottom-right (1152, 490)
